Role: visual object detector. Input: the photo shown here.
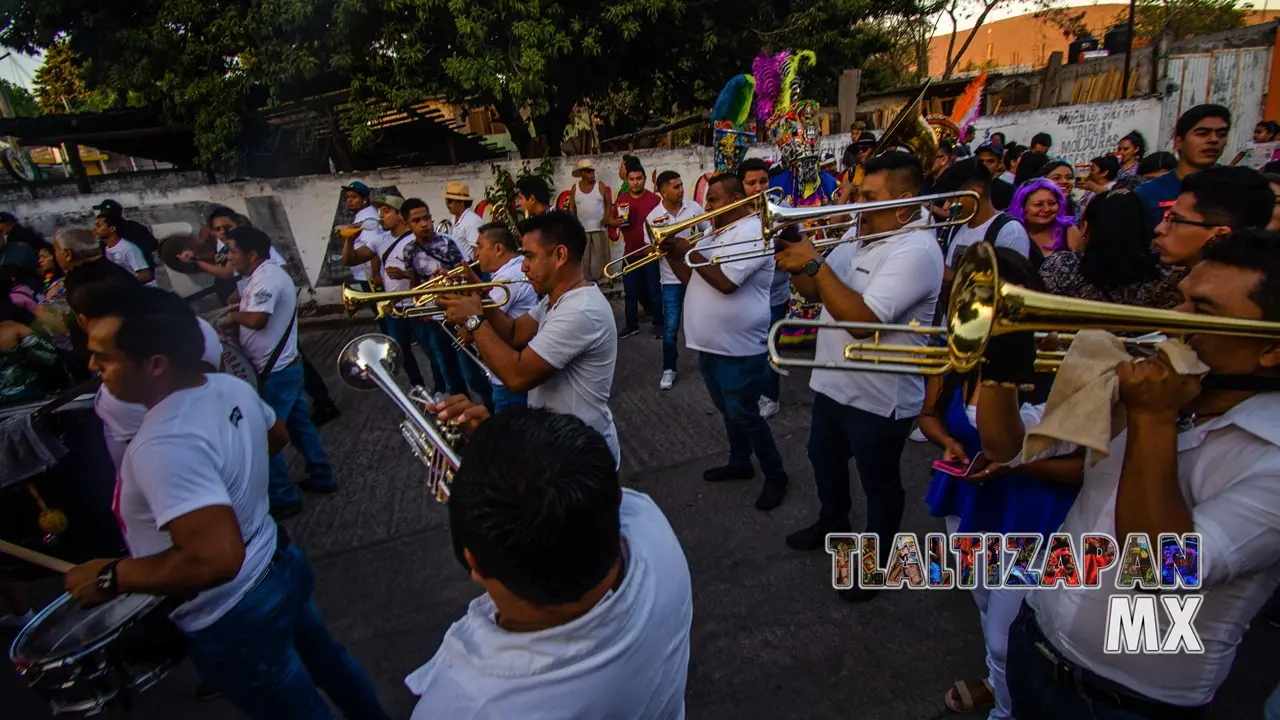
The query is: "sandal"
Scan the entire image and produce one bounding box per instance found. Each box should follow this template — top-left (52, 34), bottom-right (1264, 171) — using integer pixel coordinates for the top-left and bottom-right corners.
top-left (944, 678), bottom-right (995, 713)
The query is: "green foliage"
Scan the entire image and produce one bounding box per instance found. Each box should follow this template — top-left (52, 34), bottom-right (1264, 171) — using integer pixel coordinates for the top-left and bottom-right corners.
top-left (1117, 0), bottom-right (1250, 41)
top-left (31, 41), bottom-right (113, 114)
top-left (484, 158), bottom-right (556, 234)
top-left (0, 78), bottom-right (38, 117)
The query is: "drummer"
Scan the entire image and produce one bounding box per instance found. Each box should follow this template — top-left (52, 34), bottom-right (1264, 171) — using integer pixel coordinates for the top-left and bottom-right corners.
top-left (64, 286), bottom-right (389, 720)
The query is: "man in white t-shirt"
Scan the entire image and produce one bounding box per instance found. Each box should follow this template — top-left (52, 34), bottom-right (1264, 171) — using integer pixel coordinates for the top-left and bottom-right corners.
top-left (404, 402), bottom-right (691, 720)
top-left (934, 158), bottom-right (1032, 281)
top-left (63, 286), bottom-right (388, 720)
top-left (94, 212), bottom-right (155, 286)
top-left (662, 174), bottom-right (789, 511)
top-left (335, 180), bottom-right (380, 291)
top-left (443, 182), bottom-right (484, 261)
top-left (975, 229), bottom-right (1280, 719)
top-left (645, 170), bottom-right (709, 391)
top-left (437, 211), bottom-right (621, 466)
top-left (773, 152), bottom-right (944, 602)
top-left (225, 225), bottom-right (335, 518)
top-left (474, 222), bottom-right (537, 411)
top-left (567, 159), bottom-right (616, 283)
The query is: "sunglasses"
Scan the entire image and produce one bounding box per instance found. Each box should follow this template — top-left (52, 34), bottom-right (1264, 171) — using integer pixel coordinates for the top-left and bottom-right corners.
top-left (1161, 210), bottom-right (1218, 229)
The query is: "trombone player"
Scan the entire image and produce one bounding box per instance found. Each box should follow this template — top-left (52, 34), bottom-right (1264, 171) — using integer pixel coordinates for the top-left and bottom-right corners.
top-left (772, 151), bottom-right (945, 602)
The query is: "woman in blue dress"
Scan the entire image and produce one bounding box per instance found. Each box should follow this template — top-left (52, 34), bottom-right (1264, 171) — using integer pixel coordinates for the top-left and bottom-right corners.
top-left (920, 249), bottom-right (1084, 718)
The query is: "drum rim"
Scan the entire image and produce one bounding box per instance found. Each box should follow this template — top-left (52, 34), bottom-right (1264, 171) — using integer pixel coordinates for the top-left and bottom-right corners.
top-left (9, 592), bottom-right (162, 670)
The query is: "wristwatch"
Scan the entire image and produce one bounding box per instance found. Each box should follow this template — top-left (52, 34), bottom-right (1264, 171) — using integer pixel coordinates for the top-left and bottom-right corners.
top-left (802, 256), bottom-right (826, 277)
top-left (97, 560), bottom-right (122, 598)
top-left (464, 315), bottom-right (486, 333)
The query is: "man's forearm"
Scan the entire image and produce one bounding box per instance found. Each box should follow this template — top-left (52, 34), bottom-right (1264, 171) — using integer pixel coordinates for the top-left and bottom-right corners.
top-left (470, 322), bottom-right (535, 391)
top-left (481, 306), bottom-right (518, 344)
top-left (686, 251), bottom-right (737, 294)
top-left (115, 548), bottom-right (242, 599)
top-left (1114, 412), bottom-right (1194, 540)
top-left (975, 385), bottom-right (1026, 463)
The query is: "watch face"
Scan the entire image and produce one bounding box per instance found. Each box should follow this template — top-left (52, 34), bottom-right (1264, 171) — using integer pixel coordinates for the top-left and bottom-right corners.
top-left (466, 316), bottom-right (481, 331)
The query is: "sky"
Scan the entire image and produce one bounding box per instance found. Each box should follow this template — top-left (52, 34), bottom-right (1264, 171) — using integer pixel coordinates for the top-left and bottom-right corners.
top-left (933, 0), bottom-right (1117, 35)
top-left (0, 50), bottom-right (43, 90)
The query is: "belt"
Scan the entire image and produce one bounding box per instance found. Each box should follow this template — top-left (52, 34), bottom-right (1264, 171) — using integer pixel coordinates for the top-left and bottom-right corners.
top-left (1022, 603), bottom-right (1210, 720)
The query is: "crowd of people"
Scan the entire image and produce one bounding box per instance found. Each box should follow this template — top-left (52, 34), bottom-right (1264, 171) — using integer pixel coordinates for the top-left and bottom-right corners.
top-left (1, 99), bottom-right (1279, 720)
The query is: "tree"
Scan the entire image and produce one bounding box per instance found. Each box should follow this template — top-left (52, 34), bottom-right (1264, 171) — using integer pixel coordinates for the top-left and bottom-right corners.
top-left (1123, 0), bottom-right (1249, 41)
top-left (0, 78), bottom-right (37, 117)
top-left (939, 0), bottom-right (1037, 80)
top-left (1, 0), bottom-right (935, 170)
top-left (31, 40), bottom-right (113, 114)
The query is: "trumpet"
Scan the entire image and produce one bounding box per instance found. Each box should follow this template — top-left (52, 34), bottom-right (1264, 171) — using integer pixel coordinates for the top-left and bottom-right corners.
top-left (768, 242), bottom-right (1280, 375)
top-left (684, 190), bottom-right (979, 268)
top-left (337, 334), bottom-right (461, 502)
top-left (341, 279), bottom-right (523, 321)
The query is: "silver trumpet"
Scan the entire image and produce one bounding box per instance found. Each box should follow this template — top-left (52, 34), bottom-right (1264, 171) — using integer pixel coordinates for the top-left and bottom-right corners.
top-left (441, 320), bottom-right (495, 382)
top-left (338, 334), bottom-right (462, 502)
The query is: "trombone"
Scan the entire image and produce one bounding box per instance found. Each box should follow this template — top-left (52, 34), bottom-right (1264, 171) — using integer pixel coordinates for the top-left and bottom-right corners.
top-left (684, 190), bottom-right (978, 268)
top-left (768, 242), bottom-right (1280, 375)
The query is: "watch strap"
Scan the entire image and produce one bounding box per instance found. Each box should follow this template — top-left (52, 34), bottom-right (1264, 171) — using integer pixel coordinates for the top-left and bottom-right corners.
top-left (98, 559), bottom-right (123, 597)
top-left (803, 256), bottom-right (826, 277)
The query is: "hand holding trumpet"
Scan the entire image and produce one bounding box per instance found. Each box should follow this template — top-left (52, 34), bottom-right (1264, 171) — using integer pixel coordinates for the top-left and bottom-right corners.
top-left (425, 394), bottom-right (491, 438)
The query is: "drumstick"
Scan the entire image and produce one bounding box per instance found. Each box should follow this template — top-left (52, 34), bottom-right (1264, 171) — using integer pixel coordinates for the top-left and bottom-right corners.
top-left (0, 539), bottom-right (74, 573)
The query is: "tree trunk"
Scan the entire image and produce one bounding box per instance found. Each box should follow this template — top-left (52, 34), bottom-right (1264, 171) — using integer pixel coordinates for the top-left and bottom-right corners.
top-left (944, 1), bottom-right (1002, 79)
top-left (495, 98), bottom-right (535, 158)
top-left (943, 5), bottom-right (960, 80)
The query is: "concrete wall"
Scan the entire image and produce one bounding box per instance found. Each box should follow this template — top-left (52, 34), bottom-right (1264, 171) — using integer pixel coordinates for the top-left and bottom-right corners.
top-left (972, 97), bottom-right (1165, 167)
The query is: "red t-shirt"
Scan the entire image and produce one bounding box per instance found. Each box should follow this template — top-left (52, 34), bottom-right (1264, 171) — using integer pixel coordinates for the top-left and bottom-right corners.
top-left (613, 190), bottom-right (661, 253)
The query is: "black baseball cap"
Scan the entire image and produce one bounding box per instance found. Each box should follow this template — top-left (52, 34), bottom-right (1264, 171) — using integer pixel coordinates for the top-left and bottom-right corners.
top-left (92, 199), bottom-right (123, 215)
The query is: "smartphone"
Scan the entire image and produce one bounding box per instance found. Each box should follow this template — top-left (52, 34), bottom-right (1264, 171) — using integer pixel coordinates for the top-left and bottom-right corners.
top-left (932, 454), bottom-right (990, 477)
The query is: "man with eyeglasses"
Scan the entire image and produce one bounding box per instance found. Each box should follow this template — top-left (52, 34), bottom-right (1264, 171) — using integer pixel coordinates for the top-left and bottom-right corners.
top-left (1153, 166), bottom-right (1274, 270)
top-left (1137, 104), bottom-right (1232, 232)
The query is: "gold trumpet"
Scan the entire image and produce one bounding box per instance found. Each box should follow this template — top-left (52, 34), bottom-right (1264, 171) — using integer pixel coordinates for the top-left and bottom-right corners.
top-left (769, 243), bottom-right (1280, 375)
top-left (341, 280), bottom-right (521, 321)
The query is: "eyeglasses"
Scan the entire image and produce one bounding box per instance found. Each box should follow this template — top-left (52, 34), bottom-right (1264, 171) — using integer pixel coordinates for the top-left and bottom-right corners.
top-left (1161, 210), bottom-right (1218, 229)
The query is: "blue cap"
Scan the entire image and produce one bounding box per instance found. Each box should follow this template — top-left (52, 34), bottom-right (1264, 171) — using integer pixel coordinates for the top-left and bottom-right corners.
top-left (342, 180), bottom-right (371, 197)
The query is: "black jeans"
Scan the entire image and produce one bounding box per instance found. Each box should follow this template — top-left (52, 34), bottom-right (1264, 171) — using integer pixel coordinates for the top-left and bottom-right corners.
top-left (622, 258), bottom-right (662, 331)
top-left (807, 393), bottom-right (913, 562)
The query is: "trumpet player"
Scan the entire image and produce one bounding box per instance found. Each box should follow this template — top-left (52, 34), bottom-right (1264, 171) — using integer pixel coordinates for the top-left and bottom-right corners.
top-left (473, 222), bottom-right (538, 411)
top-left (772, 152), bottom-right (944, 600)
top-left (662, 173), bottom-right (789, 511)
top-left (436, 211), bottom-right (621, 466)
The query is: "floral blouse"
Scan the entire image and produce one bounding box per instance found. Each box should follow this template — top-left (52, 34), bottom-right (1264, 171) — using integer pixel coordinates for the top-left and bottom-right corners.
top-left (0, 329), bottom-right (71, 403)
top-left (1038, 251), bottom-right (1167, 307)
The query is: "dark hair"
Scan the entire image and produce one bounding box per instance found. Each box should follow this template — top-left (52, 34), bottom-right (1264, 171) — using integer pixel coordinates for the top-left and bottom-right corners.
top-left (400, 198), bottom-right (429, 218)
top-left (1258, 120), bottom-right (1280, 139)
top-left (95, 213), bottom-right (119, 234)
top-left (621, 154), bottom-right (639, 167)
top-left (110, 286), bottom-right (205, 371)
top-left (224, 225), bottom-right (274, 260)
top-left (1264, 160), bottom-right (1280, 175)
top-left (933, 247), bottom-right (1045, 418)
top-left (515, 177), bottom-right (551, 205)
top-left (448, 408), bottom-right (621, 605)
top-left (1120, 131), bottom-right (1147, 158)
top-left (1090, 155), bottom-right (1120, 182)
top-left (63, 257), bottom-right (139, 300)
top-left (1180, 166), bottom-right (1275, 229)
top-left (737, 157), bottom-right (770, 181)
top-left (1201, 228), bottom-right (1280, 320)
top-left (67, 273), bottom-right (141, 317)
top-left (707, 172), bottom-right (746, 198)
top-left (655, 170), bottom-right (681, 190)
top-left (1175, 104), bottom-right (1231, 138)
top-left (206, 206), bottom-right (243, 226)
top-left (478, 222), bottom-right (520, 254)
top-left (623, 161), bottom-right (645, 177)
top-left (991, 132), bottom-right (1006, 143)
top-left (862, 151), bottom-right (924, 195)
top-left (1030, 132), bottom-right (1052, 148)
top-left (1003, 144), bottom-right (1026, 167)
top-left (1138, 151), bottom-right (1178, 175)
top-left (935, 157), bottom-right (992, 195)
top-left (1078, 191), bottom-right (1161, 289)
top-left (1014, 151), bottom-right (1051, 187)
top-left (517, 210), bottom-right (587, 262)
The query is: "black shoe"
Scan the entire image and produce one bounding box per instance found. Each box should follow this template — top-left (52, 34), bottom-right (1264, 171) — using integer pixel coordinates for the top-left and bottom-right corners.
top-left (270, 501), bottom-right (302, 520)
top-left (618, 326), bottom-right (640, 339)
top-left (785, 520), bottom-right (852, 551)
top-left (311, 402), bottom-right (341, 427)
top-left (195, 684), bottom-right (221, 702)
top-left (703, 465), bottom-right (754, 482)
top-left (755, 475), bottom-right (788, 511)
top-left (837, 586), bottom-right (880, 604)
top-left (298, 479), bottom-right (336, 495)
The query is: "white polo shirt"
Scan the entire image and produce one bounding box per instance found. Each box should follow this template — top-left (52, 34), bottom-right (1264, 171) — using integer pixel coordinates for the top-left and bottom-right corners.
top-left (451, 209), bottom-right (484, 260)
top-left (808, 222), bottom-right (943, 419)
top-left (115, 373), bottom-right (278, 633)
top-left (644, 200), bottom-right (709, 286)
top-left (104, 238), bottom-right (156, 287)
top-left (1020, 393), bottom-right (1280, 707)
top-left (525, 285), bottom-right (620, 465)
top-left (487, 257), bottom-right (537, 389)
top-left (351, 205), bottom-right (383, 282)
top-left (682, 220), bottom-right (774, 357)
top-left (405, 489), bottom-right (692, 720)
top-left (237, 261), bottom-right (299, 374)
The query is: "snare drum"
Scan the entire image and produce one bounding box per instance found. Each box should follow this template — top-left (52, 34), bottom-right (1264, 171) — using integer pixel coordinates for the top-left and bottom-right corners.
top-left (10, 593), bottom-right (180, 715)
top-left (219, 339), bottom-right (258, 393)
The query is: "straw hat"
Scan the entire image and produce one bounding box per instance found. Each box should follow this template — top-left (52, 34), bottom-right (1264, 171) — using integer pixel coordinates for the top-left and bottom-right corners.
top-left (444, 182), bottom-right (472, 202)
top-left (571, 159), bottom-right (596, 178)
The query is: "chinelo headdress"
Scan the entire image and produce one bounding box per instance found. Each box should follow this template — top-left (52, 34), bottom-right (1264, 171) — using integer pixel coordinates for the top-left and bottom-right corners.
top-left (711, 74), bottom-right (757, 173)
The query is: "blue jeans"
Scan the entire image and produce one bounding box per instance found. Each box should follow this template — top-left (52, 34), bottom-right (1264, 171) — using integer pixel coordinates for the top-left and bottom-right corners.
top-left (492, 384), bottom-right (528, 413)
top-left (1006, 602), bottom-right (1208, 720)
top-left (262, 362), bottom-right (334, 505)
top-left (661, 284), bottom-right (685, 371)
top-left (807, 393), bottom-right (913, 558)
top-left (186, 544), bottom-right (389, 720)
top-left (1267, 682), bottom-right (1280, 720)
top-left (383, 315), bottom-right (426, 388)
top-left (458, 349), bottom-right (494, 411)
top-left (698, 352), bottom-right (785, 477)
top-left (411, 320), bottom-right (466, 396)
top-left (761, 301), bottom-right (788, 401)
top-left (622, 258), bottom-right (662, 331)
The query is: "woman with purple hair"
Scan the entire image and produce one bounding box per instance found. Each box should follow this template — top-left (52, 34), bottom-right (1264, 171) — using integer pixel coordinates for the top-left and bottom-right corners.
top-left (1008, 178), bottom-right (1079, 265)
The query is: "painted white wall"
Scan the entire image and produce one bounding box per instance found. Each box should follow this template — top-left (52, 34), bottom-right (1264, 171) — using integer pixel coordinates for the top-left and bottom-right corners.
top-left (972, 98), bottom-right (1165, 168)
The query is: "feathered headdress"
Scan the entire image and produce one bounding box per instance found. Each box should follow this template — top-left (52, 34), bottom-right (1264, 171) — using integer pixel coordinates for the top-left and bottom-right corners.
top-left (949, 71), bottom-right (986, 139)
top-left (778, 50), bottom-right (817, 118)
top-left (712, 74), bottom-right (756, 128)
top-left (752, 50), bottom-right (788, 128)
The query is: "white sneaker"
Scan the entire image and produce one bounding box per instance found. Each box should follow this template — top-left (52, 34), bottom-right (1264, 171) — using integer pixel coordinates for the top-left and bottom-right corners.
top-left (909, 426), bottom-right (928, 442)
top-left (660, 370), bottom-right (676, 390)
top-left (759, 397), bottom-right (780, 419)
